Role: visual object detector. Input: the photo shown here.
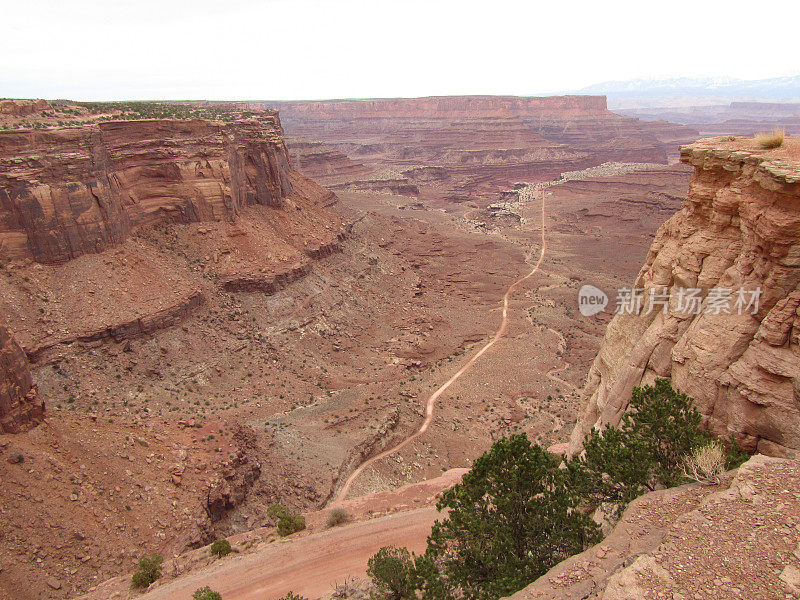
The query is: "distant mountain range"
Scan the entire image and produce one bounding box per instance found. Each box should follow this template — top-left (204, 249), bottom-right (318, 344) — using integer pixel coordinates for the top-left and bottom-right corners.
top-left (573, 76), bottom-right (800, 109)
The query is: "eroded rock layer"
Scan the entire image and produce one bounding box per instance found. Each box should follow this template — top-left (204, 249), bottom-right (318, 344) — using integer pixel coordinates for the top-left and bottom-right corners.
top-left (0, 323), bottom-right (43, 432)
top-left (268, 95), bottom-right (697, 165)
top-left (569, 137), bottom-right (800, 457)
top-left (261, 96), bottom-right (697, 204)
top-left (0, 115), bottom-right (292, 263)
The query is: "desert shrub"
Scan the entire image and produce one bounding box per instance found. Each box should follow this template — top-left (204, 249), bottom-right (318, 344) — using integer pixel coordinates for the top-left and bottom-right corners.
top-left (192, 587), bottom-right (222, 600)
top-left (683, 440), bottom-right (726, 484)
top-left (278, 592), bottom-right (307, 600)
top-left (417, 435), bottom-right (600, 600)
top-left (131, 554), bottom-right (163, 589)
top-left (572, 379), bottom-right (748, 515)
top-left (756, 128), bottom-right (786, 148)
top-left (327, 507), bottom-right (349, 528)
top-left (367, 546), bottom-right (416, 600)
top-left (267, 503), bottom-right (291, 522)
top-left (210, 538), bottom-right (232, 558)
top-left (277, 513), bottom-right (306, 537)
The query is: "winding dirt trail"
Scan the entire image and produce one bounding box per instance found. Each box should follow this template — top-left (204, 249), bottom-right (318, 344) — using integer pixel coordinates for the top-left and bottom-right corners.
top-left (334, 192), bottom-right (548, 504)
top-left (545, 327), bottom-right (578, 392)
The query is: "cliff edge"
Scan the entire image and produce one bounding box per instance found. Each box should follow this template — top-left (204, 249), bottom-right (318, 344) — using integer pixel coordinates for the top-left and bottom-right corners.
top-left (508, 454), bottom-right (800, 600)
top-left (0, 115), bottom-right (293, 264)
top-left (569, 136), bottom-right (800, 457)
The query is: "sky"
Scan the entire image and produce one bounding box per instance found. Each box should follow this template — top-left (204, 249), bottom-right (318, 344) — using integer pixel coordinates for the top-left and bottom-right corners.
top-left (3, 0), bottom-right (800, 101)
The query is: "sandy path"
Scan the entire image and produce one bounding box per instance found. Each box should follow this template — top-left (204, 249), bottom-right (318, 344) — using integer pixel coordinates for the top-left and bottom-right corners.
top-left (334, 192), bottom-right (548, 504)
top-left (135, 508), bottom-right (438, 600)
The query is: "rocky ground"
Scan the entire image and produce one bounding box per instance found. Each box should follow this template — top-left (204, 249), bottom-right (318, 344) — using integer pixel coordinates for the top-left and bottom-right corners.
top-left (509, 455), bottom-right (800, 600)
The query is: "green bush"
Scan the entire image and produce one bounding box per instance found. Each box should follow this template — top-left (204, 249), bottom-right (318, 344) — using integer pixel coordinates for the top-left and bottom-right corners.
top-left (572, 378), bottom-right (748, 516)
top-left (193, 587), bottom-right (222, 600)
top-left (267, 503), bottom-right (291, 522)
top-left (277, 514), bottom-right (306, 537)
top-left (131, 554), bottom-right (162, 589)
top-left (373, 380), bottom-right (751, 600)
top-left (417, 435), bottom-right (600, 600)
top-left (278, 592), bottom-right (307, 600)
top-left (210, 539), bottom-right (232, 558)
top-left (326, 508), bottom-right (349, 528)
top-left (367, 546), bottom-right (416, 600)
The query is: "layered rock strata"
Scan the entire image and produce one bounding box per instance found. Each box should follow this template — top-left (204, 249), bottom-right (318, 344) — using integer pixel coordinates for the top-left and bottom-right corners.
top-left (260, 95), bottom-right (697, 204)
top-left (0, 115), bottom-right (292, 263)
top-left (569, 138), bottom-right (800, 456)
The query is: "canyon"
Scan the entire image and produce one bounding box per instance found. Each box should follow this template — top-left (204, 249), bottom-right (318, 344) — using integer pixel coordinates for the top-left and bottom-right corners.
top-left (0, 97), bottom-right (696, 599)
top-left (3, 94), bottom-right (799, 600)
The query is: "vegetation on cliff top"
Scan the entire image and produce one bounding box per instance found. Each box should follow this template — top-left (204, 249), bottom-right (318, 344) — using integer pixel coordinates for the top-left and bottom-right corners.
top-left (68, 100), bottom-right (264, 122)
top-left (756, 128), bottom-right (786, 148)
top-left (367, 379), bottom-right (748, 600)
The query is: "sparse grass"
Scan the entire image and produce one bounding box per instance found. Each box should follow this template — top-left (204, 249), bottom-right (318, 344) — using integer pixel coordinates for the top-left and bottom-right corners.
top-left (327, 507), bottom-right (349, 528)
top-left (683, 441), bottom-right (726, 485)
top-left (756, 128), bottom-right (786, 149)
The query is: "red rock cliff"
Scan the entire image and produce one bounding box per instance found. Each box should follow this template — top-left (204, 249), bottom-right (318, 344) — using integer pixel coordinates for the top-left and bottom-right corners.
top-left (569, 137), bottom-right (800, 457)
top-left (0, 115), bottom-right (293, 263)
top-left (0, 323), bottom-right (43, 433)
top-left (263, 95), bottom-right (697, 180)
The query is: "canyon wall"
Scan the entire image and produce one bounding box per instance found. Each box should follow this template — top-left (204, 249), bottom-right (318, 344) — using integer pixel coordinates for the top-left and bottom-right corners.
top-left (0, 323), bottom-right (43, 433)
top-left (267, 95), bottom-right (697, 165)
top-left (286, 138), bottom-right (375, 184)
top-left (569, 137), bottom-right (800, 457)
top-left (258, 96), bottom-right (697, 204)
top-left (0, 115), bottom-right (293, 263)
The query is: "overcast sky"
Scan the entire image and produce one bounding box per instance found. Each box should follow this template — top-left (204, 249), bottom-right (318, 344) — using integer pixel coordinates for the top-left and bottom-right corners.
top-left (3, 0), bottom-right (799, 101)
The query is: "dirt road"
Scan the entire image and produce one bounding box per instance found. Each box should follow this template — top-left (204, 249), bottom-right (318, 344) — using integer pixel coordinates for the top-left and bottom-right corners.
top-left (334, 192), bottom-right (548, 503)
top-left (135, 508), bottom-right (438, 600)
top-left (88, 194), bottom-right (548, 600)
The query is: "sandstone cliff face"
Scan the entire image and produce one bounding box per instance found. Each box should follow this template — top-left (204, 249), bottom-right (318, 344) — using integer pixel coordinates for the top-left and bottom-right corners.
top-left (0, 323), bottom-right (43, 432)
top-left (286, 138), bottom-right (374, 184)
top-left (569, 138), bottom-right (800, 457)
top-left (0, 116), bottom-right (292, 263)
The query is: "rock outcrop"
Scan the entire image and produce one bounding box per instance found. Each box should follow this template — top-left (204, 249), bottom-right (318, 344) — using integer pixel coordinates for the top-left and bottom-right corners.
top-left (0, 323), bottom-right (44, 432)
top-left (0, 115), bottom-right (292, 263)
top-left (286, 138), bottom-right (374, 184)
top-left (569, 137), bottom-right (800, 457)
top-left (0, 99), bottom-right (52, 117)
top-left (507, 455), bottom-right (800, 600)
